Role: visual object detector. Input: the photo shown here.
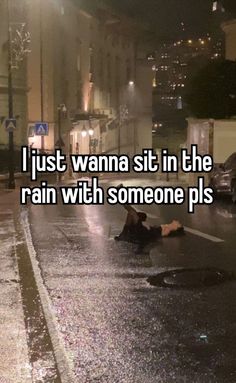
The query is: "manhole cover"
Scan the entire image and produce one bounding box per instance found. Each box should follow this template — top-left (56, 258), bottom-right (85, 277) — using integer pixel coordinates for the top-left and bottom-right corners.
top-left (147, 268), bottom-right (234, 289)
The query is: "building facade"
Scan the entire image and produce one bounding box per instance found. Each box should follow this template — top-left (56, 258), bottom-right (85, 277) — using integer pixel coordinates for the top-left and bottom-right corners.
top-left (26, 0), bottom-right (152, 158)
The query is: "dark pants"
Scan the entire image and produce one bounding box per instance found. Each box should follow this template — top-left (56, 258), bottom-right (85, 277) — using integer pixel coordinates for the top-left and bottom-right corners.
top-left (118, 206), bottom-right (162, 243)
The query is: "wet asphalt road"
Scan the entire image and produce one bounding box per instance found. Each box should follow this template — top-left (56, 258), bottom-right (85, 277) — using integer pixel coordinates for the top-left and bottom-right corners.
top-left (27, 178), bottom-right (236, 382)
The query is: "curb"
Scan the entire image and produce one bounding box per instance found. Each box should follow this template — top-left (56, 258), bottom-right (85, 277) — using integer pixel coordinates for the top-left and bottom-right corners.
top-left (20, 209), bottom-right (76, 383)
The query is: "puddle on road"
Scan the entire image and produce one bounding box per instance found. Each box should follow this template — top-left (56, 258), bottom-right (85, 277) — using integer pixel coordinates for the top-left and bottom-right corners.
top-left (147, 268), bottom-right (234, 289)
top-left (16, 240), bottom-right (61, 382)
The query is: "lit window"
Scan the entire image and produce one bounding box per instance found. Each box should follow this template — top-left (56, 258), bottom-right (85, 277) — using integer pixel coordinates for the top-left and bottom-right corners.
top-left (28, 125), bottom-right (35, 137)
top-left (213, 1), bottom-right (217, 11)
top-left (147, 54), bottom-right (155, 61)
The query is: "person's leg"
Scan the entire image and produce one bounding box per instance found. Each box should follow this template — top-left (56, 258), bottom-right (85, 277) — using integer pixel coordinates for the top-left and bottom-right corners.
top-left (115, 207), bottom-right (139, 241)
top-left (124, 205), bottom-right (140, 226)
top-left (115, 184), bottom-right (149, 242)
top-left (115, 202), bottom-right (140, 241)
top-left (116, 184), bottom-right (140, 226)
top-left (115, 211), bottom-right (137, 241)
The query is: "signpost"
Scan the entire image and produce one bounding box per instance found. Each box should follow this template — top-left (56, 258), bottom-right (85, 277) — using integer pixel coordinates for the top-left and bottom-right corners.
top-left (35, 122), bottom-right (49, 136)
top-left (5, 118), bottom-right (17, 132)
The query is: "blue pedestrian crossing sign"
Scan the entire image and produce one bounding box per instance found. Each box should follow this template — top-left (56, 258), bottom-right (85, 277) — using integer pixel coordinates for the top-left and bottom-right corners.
top-left (5, 118), bottom-right (17, 132)
top-left (35, 122), bottom-right (49, 136)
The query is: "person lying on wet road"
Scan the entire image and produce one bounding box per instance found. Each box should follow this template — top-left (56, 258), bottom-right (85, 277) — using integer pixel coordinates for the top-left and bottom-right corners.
top-left (115, 185), bottom-right (184, 245)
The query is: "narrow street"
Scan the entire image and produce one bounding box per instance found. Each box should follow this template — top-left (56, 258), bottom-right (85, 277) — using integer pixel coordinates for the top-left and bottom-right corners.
top-left (24, 177), bottom-right (236, 383)
top-left (1, 1), bottom-right (236, 382)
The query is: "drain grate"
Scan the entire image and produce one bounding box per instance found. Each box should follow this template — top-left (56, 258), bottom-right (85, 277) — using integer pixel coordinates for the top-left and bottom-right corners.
top-left (147, 268), bottom-right (234, 289)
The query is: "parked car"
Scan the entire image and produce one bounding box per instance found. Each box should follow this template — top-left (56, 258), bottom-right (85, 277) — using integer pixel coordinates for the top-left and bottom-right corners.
top-left (209, 152), bottom-right (236, 202)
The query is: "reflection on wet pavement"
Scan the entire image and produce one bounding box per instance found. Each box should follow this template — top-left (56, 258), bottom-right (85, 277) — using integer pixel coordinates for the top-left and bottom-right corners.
top-left (28, 189), bottom-right (236, 382)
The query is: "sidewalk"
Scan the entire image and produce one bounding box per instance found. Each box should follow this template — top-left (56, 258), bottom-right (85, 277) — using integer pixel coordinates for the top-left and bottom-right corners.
top-left (0, 172), bottom-right (57, 189)
top-left (0, 190), bottom-right (31, 383)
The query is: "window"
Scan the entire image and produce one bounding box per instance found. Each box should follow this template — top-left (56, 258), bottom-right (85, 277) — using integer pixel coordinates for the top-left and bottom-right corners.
top-left (28, 125), bottom-right (35, 137)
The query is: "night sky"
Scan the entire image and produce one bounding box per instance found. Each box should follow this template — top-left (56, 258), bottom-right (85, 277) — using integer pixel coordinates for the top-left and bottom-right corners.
top-left (103, 0), bottom-right (236, 41)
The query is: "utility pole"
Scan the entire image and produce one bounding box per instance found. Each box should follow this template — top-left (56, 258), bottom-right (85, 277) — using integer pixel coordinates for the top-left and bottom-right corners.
top-left (88, 117), bottom-right (94, 155)
top-left (58, 107), bottom-right (62, 148)
top-left (118, 104), bottom-right (129, 156)
top-left (133, 119), bottom-right (137, 156)
top-left (118, 118), bottom-right (121, 156)
top-left (7, 0), bottom-right (15, 189)
top-left (56, 104), bottom-right (67, 183)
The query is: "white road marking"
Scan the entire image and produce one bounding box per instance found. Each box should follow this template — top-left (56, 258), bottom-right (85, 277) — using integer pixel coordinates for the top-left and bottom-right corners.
top-left (135, 211), bottom-right (225, 243)
top-left (184, 227), bottom-right (224, 243)
top-left (145, 211), bottom-right (225, 243)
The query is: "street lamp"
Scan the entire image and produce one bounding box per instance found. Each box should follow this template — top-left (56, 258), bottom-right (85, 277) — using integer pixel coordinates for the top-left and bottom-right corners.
top-left (56, 103), bottom-right (67, 183)
top-left (40, 0), bottom-right (44, 151)
top-left (7, 0), bottom-right (14, 189)
top-left (57, 103), bottom-right (67, 149)
top-left (6, 0), bottom-right (30, 189)
top-left (80, 120), bottom-right (94, 154)
top-left (81, 125), bottom-right (87, 138)
top-left (88, 118), bottom-right (94, 155)
top-left (88, 126), bottom-right (94, 137)
top-left (118, 104), bottom-right (129, 155)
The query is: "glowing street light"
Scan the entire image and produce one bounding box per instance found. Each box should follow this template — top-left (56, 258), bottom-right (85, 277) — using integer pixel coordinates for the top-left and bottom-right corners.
top-left (88, 127), bottom-right (94, 136)
top-left (81, 125), bottom-right (87, 138)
